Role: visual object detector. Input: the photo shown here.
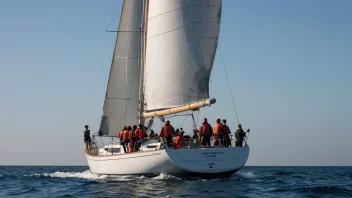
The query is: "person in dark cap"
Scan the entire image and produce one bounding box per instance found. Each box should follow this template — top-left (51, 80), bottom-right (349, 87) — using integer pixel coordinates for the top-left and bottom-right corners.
top-left (160, 120), bottom-right (175, 147)
top-left (175, 128), bottom-right (180, 136)
top-left (83, 125), bottom-right (91, 150)
top-left (199, 118), bottom-right (213, 147)
top-left (149, 129), bottom-right (155, 138)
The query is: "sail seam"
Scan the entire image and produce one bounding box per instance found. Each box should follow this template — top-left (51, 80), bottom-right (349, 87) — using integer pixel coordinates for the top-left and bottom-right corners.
top-left (106, 97), bottom-right (131, 100)
top-left (114, 56), bottom-right (141, 59)
top-left (147, 22), bottom-right (219, 40)
top-left (148, 4), bottom-right (221, 20)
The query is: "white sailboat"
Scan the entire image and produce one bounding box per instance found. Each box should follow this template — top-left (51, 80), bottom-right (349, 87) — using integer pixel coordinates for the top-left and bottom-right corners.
top-left (85, 0), bottom-right (250, 178)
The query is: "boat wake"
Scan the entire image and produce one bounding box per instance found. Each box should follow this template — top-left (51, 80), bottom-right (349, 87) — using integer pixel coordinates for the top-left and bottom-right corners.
top-left (29, 170), bottom-right (107, 180)
top-left (152, 172), bottom-right (181, 180)
top-left (29, 170), bottom-right (181, 181)
top-left (234, 171), bottom-right (258, 179)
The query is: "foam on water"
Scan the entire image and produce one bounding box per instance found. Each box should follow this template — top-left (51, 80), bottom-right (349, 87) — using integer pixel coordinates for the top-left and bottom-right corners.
top-left (30, 170), bottom-right (108, 180)
top-left (152, 172), bottom-right (181, 180)
top-left (29, 171), bottom-right (181, 182)
top-left (106, 175), bottom-right (140, 182)
top-left (235, 171), bottom-right (258, 179)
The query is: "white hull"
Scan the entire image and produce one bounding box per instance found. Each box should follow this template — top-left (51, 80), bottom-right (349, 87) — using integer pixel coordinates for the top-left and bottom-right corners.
top-left (85, 146), bottom-right (249, 177)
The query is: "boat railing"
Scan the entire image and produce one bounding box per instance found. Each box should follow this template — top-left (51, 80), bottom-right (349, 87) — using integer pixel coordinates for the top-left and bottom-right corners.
top-left (162, 135), bottom-right (248, 150)
top-left (86, 133), bottom-right (248, 156)
top-left (87, 134), bottom-right (164, 156)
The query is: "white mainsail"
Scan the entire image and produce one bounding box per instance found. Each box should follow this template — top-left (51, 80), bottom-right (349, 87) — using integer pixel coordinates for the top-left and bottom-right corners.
top-left (144, 0), bottom-right (222, 112)
top-left (100, 0), bottom-right (144, 136)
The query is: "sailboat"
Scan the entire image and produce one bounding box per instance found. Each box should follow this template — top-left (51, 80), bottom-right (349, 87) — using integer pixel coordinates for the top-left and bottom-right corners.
top-left (85, 0), bottom-right (249, 177)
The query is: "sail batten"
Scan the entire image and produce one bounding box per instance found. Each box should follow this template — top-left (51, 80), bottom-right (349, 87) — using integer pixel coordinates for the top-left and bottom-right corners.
top-left (99, 0), bottom-right (144, 136)
top-left (144, 0), bottom-right (222, 112)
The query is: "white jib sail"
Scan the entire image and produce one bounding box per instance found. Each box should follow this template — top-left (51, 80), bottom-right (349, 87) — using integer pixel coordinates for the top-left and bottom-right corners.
top-left (144, 0), bottom-right (222, 111)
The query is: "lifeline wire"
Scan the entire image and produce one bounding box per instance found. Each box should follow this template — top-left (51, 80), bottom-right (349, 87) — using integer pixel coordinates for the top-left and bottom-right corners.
top-left (219, 45), bottom-right (240, 124)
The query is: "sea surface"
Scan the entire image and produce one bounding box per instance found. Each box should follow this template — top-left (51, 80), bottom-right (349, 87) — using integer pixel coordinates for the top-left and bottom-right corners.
top-left (0, 166), bottom-right (351, 198)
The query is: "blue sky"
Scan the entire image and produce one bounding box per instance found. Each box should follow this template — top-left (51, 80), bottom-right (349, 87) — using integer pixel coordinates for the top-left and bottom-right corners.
top-left (0, 0), bottom-right (351, 165)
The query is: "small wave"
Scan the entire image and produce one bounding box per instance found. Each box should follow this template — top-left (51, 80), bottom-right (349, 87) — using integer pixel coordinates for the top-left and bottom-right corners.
top-left (29, 170), bottom-right (108, 180)
top-left (275, 171), bottom-right (295, 175)
top-left (294, 186), bottom-right (352, 196)
top-left (106, 175), bottom-right (140, 182)
top-left (235, 171), bottom-right (258, 179)
top-left (152, 173), bottom-right (181, 180)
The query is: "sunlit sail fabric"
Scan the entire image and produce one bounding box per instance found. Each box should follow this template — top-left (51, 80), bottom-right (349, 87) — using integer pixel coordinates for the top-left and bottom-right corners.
top-left (144, 0), bottom-right (222, 111)
top-left (100, 0), bottom-right (144, 136)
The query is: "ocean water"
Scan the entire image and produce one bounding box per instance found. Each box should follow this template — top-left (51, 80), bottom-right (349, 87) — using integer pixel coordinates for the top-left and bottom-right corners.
top-left (0, 166), bottom-right (351, 198)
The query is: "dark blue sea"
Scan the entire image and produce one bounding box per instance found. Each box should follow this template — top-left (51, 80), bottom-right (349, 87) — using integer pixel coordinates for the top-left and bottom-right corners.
top-left (0, 166), bottom-right (351, 198)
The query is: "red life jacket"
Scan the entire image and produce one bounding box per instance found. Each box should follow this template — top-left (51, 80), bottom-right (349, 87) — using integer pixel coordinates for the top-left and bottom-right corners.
top-left (134, 129), bottom-right (140, 139)
top-left (201, 123), bottom-right (212, 136)
top-left (136, 128), bottom-right (146, 140)
top-left (163, 125), bottom-right (174, 137)
top-left (223, 125), bottom-right (231, 135)
top-left (129, 130), bottom-right (136, 140)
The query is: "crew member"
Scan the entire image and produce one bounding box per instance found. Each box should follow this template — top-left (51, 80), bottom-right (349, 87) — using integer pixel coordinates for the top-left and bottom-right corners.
top-left (135, 124), bottom-right (147, 150)
top-left (83, 125), bottom-right (91, 150)
top-left (120, 126), bottom-right (130, 153)
top-left (149, 130), bottom-right (155, 138)
top-left (235, 124), bottom-right (248, 147)
top-left (129, 125), bottom-right (138, 152)
top-left (222, 119), bottom-right (231, 147)
top-left (213, 119), bottom-right (224, 147)
top-left (160, 120), bottom-right (175, 147)
top-left (180, 128), bottom-right (184, 134)
top-left (119, 126), bottom-right (126, 142)
top-left (199, 118), bottom-right (212, 147)
top-left (174, 131), bottom-right (185, 149)
top-left (175, 128), bottom-right (180, 136)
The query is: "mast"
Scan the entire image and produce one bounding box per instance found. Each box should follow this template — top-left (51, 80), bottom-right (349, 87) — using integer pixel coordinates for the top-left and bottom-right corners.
top-left (138, 0), bottom-right (149, 126)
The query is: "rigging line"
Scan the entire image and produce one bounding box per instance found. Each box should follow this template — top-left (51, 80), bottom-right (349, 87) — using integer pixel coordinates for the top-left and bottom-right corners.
top-left (178, 115), bottom-right (188, 129)
top-left (218, 45), bottom-right (240, 124)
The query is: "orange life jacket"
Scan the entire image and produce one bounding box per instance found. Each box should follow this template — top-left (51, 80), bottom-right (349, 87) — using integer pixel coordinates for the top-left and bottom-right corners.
top-left (123, 130), bottom-right (129, 141)
top-left (128, 142), bottom-right (134, 153)
top-left (201, 123), bottom-right (212, 136)
top-left (174, 136), bottom-right (185, 149)
top-left (163, 125), bottom-right (174, 137)
top-left (213, 123), bottom-right (223, 136)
